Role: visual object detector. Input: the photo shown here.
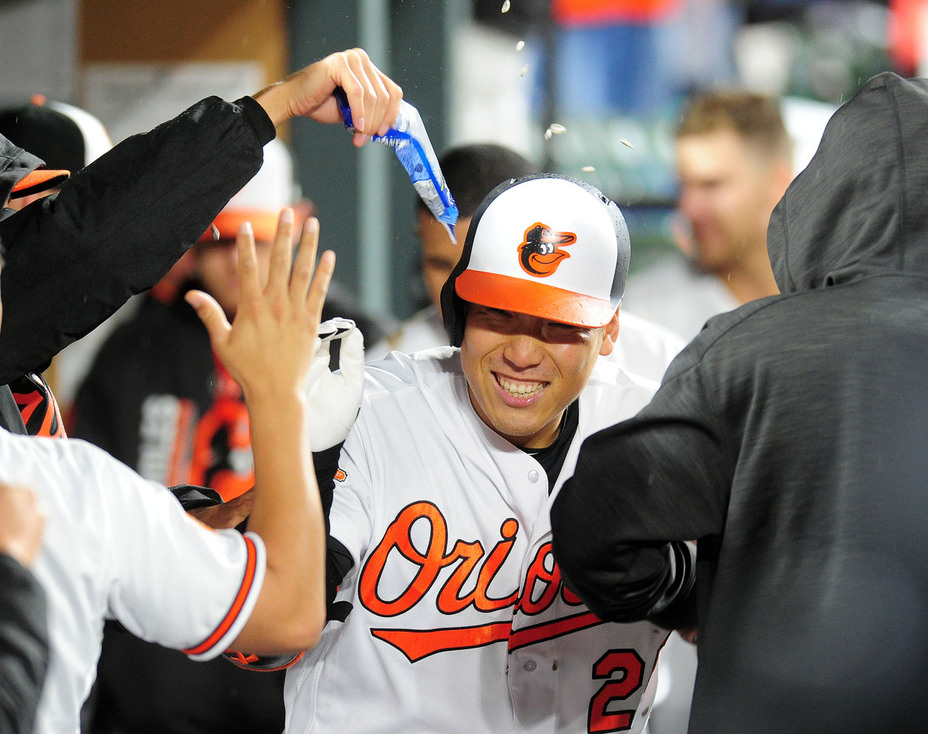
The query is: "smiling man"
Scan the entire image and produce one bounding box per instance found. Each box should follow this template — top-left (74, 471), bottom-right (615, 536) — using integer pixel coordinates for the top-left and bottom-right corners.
top-left (284, 174), bottom-right (694, 734)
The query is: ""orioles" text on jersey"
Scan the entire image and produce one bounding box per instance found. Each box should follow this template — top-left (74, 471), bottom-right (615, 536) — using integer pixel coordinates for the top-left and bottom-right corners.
top-left (359, 500), bottom-right (605, 663)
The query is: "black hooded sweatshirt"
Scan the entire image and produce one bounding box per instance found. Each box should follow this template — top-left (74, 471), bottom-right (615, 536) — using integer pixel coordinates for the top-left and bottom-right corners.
top-left (551, 72), bottom-right (928, 733)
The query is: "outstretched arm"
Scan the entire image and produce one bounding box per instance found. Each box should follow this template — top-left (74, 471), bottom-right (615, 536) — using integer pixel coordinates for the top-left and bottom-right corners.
top-left (186, 209), bottom-right (332, 654)
top-left (0, 48), bottom-right (401, 382)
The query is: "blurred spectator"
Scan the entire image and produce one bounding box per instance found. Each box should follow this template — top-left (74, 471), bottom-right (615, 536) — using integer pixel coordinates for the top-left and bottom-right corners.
top-left (624, 90), bottom-right (792, 341)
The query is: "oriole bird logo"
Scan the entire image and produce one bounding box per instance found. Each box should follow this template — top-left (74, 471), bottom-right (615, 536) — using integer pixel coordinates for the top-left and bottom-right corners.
top-left (517, 222), bottom-right (575, 277)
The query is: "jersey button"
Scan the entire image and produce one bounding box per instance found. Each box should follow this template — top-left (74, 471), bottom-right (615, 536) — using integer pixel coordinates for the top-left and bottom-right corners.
top-left (528, 469), bottom-right (540, 483)
top-left (523, 660), bottom-right (537, 672)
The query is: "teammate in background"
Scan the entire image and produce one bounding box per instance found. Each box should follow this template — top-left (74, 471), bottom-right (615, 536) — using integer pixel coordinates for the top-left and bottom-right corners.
top-left (74, 139), bottom-right (301, 498)
top-left (73, 139), bottom-right (299, 734)
top-left (0, 49), bottom-right (404, 734)
top-left (287, 173), bottom-right (692, 733)
top-left (550, 72), bottom-right (928, 733)
top-left (367, 143), bottom-right (685, 382)
top-left (623, 92), bottom-right (793, 733)
top-left (623, 90), bottom-right (792, 341)
top-left (0, 96), bottom-right (135, 421)
top-left (0, 482), bottom-right (48, 734)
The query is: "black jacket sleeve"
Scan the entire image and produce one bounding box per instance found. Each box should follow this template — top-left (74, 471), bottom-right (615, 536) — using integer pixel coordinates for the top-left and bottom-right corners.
top-left (0, 95), bottom-right (275, 382)
top-left (0, 554), bottom-right (49, 734)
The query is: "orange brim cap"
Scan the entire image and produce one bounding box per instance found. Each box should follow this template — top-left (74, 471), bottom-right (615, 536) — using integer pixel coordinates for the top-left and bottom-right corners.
top-left (455, 269), bottom-right (617, 329)
top-left (10, 167), bottom-right (70, 199)
top-left (199, 210), bottom-right (281, 243)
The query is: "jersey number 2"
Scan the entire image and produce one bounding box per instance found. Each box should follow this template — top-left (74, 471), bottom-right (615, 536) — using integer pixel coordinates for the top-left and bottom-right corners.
top-left (588, 649), bottom-right (645, 733)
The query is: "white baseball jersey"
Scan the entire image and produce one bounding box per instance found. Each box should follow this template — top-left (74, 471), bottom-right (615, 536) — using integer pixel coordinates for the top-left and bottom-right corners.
top-left (366, 305), bottom-right (684, 384)
top-left (285, 349), bottom-right (669, 733)
top-left (0, 430), bottom-right (266, 734)
top-left (623, 256), bottom-right (740, 343)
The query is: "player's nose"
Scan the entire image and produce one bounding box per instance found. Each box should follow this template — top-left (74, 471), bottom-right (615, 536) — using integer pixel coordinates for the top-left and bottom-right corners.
top-left (501, 331), bottom-right (544, 368)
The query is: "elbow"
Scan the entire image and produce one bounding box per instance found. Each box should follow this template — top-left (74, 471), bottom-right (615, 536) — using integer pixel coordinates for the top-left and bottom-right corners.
top-left (274, 596), bottom-right (326, 652)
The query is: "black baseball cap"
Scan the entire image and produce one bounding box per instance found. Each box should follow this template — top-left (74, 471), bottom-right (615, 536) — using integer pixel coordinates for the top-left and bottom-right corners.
top-left (0, 95), bottom-right (88, 174)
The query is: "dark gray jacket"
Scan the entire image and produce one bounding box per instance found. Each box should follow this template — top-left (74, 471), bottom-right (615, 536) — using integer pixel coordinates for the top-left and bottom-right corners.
top-left (552, 72), bottom-right (928, 733)
top-left (0, 554), bottom-right (48, 734)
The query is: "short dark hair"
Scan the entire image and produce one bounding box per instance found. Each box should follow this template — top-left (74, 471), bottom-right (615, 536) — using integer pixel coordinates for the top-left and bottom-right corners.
top-left (419, 143), bottom-right (540, 219)
top-left (675, 90), bottom-right (793, 163)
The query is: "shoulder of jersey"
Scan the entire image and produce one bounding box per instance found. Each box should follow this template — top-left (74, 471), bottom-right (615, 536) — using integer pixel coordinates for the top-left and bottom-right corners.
top-left (588, 358), bottom-right (660, 393)
top-left (363, 346), bottom-right (461, 394)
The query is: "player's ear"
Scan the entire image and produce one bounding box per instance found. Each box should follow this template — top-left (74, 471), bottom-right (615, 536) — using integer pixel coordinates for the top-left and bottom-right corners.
top-left (599, 309), bottom-right (621, 357)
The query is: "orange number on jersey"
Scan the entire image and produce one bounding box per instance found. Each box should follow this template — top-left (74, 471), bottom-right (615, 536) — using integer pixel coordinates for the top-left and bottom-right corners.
top-left (587, 649), bottom-right (645, 733)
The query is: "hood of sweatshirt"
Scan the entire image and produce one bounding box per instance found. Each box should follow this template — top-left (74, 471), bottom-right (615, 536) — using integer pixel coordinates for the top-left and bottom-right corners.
top-left (768, 72), bottom-right (928, 294)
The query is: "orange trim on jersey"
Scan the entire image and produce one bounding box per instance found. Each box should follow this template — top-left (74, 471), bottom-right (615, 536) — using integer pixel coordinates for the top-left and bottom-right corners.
top-left (371, 612), bottom-right (604, 663)
top-left (224, 650), bottom-right (305, 671)
top-left (372, 621), bottom-right (511, 662)
top-left (183, 534), bottom-right (258, 656)
top-left (507, 611), bottom-right (604, 652)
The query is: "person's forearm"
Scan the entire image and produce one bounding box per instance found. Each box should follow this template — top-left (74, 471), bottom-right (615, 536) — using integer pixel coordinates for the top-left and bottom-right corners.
top-left (236, 393), bottom-right (325, 653)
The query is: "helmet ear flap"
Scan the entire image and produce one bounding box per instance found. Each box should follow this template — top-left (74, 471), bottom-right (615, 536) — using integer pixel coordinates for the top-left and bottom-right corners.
top-left (440, 270), bottom-right (468, 348)
top-left (440, 175), bottom-right (516, 347)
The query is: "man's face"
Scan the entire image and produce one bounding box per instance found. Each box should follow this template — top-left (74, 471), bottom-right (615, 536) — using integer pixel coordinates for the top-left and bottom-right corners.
top-left (195, 238), bottom-right (273, 318)
top-left (675, 128), bottom-right (782, 274)
top-left (460, 304), bottom-right (619, 449)
top-left (416, 209), bottom-right (471, 315)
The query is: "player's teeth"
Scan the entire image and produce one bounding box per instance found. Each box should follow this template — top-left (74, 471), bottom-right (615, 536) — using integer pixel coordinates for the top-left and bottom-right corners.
top-left (498, 377), bottom-right (543, 397)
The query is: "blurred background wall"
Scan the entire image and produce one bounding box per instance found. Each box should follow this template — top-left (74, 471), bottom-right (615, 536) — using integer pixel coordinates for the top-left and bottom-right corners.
top-left (0, 0), bottom-right (912, 320)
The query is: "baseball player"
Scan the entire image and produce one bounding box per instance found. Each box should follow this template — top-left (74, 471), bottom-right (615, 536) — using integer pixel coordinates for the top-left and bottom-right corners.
top-left (2, 209), bottom-right (336, 734)
top-left (286, 174), bottom-right (690, 733)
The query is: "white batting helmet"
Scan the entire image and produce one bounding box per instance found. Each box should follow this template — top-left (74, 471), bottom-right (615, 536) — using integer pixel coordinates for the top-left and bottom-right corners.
top-left (441, 173), bottom-right (630, 346)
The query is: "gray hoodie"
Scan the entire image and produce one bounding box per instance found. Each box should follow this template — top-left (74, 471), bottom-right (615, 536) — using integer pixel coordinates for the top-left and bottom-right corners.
top-left (553, 72), bottom-right (928, 734)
